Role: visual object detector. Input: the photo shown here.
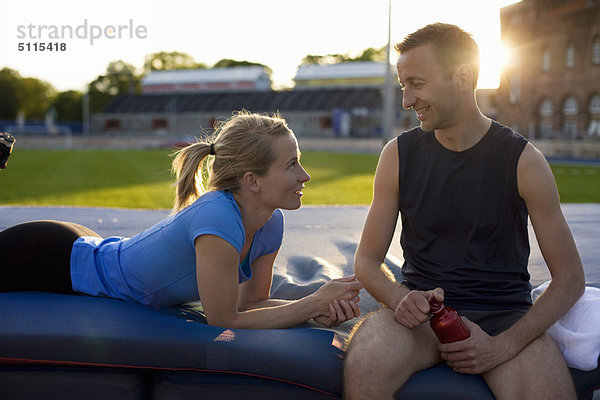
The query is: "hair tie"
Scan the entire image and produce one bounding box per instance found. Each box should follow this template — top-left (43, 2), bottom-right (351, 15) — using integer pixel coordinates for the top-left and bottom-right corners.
top-left (209, 143), bottom-right (215, 155)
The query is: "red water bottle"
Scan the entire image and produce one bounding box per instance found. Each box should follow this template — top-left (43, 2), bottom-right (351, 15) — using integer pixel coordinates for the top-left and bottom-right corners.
top-left (428, 297), bottom-right (470, 343)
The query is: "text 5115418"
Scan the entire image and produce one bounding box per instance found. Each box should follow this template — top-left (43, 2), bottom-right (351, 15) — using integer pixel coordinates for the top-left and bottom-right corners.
top-left (18, 42), bottom-right (67, 52)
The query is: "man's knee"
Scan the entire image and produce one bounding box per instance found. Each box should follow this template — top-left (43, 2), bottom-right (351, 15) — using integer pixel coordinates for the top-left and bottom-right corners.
top-left (484, 333), bottom-right (576, 400)
top-left (344, 308), bottom-right (402, 397)
top-left (344, 307), bottom-right (440, 377)
top-left (345, 307), bottom-right (408, 367)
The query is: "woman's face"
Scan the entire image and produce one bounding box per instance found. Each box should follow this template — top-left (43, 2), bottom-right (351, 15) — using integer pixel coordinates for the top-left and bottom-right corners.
top-left (255, 133), bottom-right (311, 210)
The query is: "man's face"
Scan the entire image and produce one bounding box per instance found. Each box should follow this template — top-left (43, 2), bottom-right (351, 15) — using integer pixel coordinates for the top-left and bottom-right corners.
top-left (397, 44), bottom-right (460, 132)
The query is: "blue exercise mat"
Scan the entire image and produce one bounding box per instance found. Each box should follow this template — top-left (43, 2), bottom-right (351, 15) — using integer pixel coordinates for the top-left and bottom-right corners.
top-left (1, 205), bottom-right (599, 399)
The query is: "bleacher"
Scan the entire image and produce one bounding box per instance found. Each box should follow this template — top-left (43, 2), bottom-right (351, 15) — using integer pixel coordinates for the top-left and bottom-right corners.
top-left (103, 87), bottom-right (394, 114)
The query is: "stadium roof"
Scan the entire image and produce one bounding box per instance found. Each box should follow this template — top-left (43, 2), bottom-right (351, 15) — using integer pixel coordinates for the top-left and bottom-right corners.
top-left (104, 87), bottom-right (403, 114)
top-left (294, 62), bottom-right (388, 81)
top-left (142, 66), bottom-right (269, 85)
top-left (141, 66), bottom-right (272, 93)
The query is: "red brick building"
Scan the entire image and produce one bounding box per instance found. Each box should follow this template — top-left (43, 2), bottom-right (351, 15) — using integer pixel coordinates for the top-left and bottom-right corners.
top-left (496, 0), bottom-right (600, 139)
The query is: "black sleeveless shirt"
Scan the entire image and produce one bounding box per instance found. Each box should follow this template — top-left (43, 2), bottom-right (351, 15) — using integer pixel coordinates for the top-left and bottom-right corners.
top-left (397, 121), bottom-right (532, 311)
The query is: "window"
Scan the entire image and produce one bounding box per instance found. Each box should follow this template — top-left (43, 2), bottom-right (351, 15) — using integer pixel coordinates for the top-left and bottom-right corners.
top-left (538, 99), bottom-right (554, 139)
top-left (563, 97), bottom-right (579, 115)
top-left (540, 121), bottom-right (554, 138)
top-left (542, 48), bottom-right (551, 72)
top-left (562, 97), bottom-right (579, 138)
top-left (563, 120), bottom-right (578, 136)
top-left (152, 119), bottom-right (168, 129)
top-left (539, 99), bottom-right (554, 117)
top-left (105, 119), bottom-right (121, 130)
top-left (593, 37), bottom-right (600, 65)
top-left (588, 94), bottom-right (600, 136)
top-left (509, 75), bottom-right (521, 104)
top-left (565, 43), bottom-right (575, 69)
top-left (589, 94), bottom-right (600, 114)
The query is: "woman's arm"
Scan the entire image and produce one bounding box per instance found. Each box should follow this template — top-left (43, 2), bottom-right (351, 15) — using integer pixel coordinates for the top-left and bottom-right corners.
top-left (238, 252), bottom-right (360, 326)
top-left (195, 234), bottom-right (362, 329)
top-left (236, 250), bottom-right (281, 310)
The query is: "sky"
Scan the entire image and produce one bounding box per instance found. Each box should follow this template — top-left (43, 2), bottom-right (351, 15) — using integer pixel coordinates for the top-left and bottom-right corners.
top-left (3, 0), bottom-right (520, 93)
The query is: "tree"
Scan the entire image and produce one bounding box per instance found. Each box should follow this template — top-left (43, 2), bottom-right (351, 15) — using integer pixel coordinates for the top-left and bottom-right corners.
top-left (354, 46), bottom-right (387, 63)
top-left (0, 68), bottom-right (57, 121)
top-left (88, 60), bottom-right (140, 113)
top-left (17, 77), bottom-right (57, 120)
top-left (143, 51), bottom-right (206, 73)
top-left (0, 68), bottom-right (22, 120)
top-left (301, 53), bottom-right (347, 65)
top-left (52, 90), bottom-right (83, 121)
top-left (213, 58), bottom-right (273, 78)
top-left (301, 46), bottom-right (387, 65)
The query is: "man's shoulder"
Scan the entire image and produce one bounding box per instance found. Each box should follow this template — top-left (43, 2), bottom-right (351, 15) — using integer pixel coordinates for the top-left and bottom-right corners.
top-left (397, 126), bottom-right (427, 140)
top-left (489, 120), bottom-right (526, 141)
top-left (395, 126), bottom-right (430, 151)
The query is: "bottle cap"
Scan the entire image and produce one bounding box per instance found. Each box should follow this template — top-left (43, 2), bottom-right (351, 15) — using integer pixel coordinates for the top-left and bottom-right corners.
top-left (428, 297), bottom-right (443, 313)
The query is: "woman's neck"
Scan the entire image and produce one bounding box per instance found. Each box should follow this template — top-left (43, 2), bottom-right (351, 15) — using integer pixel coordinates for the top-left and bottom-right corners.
top-left (232, 191), bottom-right (275, 237)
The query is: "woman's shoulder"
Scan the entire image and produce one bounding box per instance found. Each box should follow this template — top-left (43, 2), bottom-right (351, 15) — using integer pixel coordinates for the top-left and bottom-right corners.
top-left (185, 191), bottom-right (243, 230)
top-left (188, 190), bottom-right (240, 216)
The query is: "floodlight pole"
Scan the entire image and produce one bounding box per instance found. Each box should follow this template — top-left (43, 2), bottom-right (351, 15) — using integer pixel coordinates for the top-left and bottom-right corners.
top-left (83, 88), bottom-right (90, 136)
top-left (382, 0), bottom-right (395, 146)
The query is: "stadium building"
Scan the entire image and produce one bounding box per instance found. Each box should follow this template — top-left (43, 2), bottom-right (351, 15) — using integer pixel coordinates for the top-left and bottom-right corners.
top-left (92, 63), bottom-right (414, 138)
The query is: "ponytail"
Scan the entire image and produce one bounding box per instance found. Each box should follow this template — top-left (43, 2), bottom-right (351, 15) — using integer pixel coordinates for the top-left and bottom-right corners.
top-left (171, 142), bottom-right (212, 212)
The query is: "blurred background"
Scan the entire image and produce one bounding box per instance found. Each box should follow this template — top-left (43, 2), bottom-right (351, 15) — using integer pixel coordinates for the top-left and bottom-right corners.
top-left (2, 0), bottom-right (599, 208)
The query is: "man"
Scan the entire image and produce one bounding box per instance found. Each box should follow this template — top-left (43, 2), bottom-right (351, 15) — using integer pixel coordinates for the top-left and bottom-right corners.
top-left (343, 23), bottom-right (585, 399)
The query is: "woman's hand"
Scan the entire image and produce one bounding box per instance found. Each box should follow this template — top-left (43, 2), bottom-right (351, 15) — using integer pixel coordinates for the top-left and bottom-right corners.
top-left (314, 298), bottom-right (361, 327)
top-left (310, 275), bottom-right (363, 327)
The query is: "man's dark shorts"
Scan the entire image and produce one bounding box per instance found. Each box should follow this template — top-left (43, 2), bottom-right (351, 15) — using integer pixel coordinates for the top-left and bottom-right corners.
top-left (398, 283), bottom-right (530, 337)
top-left (459, 308), bottom-right (529, 336)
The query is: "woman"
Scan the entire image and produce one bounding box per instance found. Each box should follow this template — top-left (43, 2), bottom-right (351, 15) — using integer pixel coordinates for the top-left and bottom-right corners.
top-left (0, 111), bottom-right (362, 329)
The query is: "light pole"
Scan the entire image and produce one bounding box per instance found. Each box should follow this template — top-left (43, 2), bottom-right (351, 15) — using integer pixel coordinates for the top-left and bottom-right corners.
top-left (82, 87), bottom-right (90, 136)
top-left (382, 0), bottom-right (395, 146)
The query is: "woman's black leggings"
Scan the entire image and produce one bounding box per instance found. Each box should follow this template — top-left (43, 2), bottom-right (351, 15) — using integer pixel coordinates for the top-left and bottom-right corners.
top-left (0, 220), bottom-right (101, 293)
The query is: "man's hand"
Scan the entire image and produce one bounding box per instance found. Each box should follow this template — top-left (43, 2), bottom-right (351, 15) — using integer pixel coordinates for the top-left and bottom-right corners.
top-left (438, 318), bottom-right (513, 374)
top-left (394, 287), bottom-right (444, 328)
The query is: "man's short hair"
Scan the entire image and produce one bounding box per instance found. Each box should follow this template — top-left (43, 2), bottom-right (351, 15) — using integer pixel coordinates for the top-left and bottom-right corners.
top-left (395, 23), bottom-right (480, 89)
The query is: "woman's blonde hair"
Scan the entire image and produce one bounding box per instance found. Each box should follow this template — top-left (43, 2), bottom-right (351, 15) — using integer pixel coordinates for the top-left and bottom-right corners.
top-left (171, 110), bottom-right (293, 212)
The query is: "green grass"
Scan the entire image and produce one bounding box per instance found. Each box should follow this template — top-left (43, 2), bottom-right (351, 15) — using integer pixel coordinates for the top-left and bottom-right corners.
top-left (1, 149), bottom-right (598, 208)
top-left (298, 152), bottom-right (378, 205)
top-left (550, 164), bottom-right (600, 203)
top-left (1, 149), bottom-right (175, 209)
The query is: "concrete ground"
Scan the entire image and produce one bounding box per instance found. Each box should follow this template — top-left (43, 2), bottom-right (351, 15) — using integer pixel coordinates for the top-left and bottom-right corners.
top-left (1, 203), bottom-right (599, 288)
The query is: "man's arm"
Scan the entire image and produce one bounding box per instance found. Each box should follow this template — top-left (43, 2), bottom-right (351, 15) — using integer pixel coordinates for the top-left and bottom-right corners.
top-left (440, 143), bottom-right (585, 373)
top-left (499, 143), bottom-right (585, 354)
top-left (354, 139), bottom-right (410, 309)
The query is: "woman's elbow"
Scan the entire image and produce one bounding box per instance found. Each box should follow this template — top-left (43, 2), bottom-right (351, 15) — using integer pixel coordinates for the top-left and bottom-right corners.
top-left (205, 312), bottom-right (241, 329)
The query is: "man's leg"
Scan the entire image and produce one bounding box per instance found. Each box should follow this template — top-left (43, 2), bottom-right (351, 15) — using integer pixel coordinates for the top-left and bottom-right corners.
top-left (482, 333), bottom-right (576, 400)
top-left (344, 308), bottom-right (441, 400)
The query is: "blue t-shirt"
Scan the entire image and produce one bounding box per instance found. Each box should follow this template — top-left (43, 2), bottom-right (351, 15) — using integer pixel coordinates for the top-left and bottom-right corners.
top-left (70, 190), bottom-right (284, 307)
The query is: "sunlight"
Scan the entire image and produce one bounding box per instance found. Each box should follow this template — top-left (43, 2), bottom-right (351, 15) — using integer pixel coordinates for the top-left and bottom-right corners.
top-left (5, 0), bottom-right (524, 92)
top-left (499, 42), bottom-right (514, 72)
top-left (478, 41), bottom-right (513, 89)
